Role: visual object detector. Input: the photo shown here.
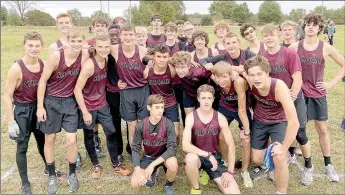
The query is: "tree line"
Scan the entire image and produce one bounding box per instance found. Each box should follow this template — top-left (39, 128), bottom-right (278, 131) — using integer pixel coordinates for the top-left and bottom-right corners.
top-left (1, 0), bottom-right (344, 26)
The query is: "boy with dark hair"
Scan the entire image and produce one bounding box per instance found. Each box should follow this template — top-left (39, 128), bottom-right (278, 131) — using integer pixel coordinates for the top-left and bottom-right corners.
top-left (147, 14), bottom-right (167, 49)
top-left (240, 23), bottom-right (266, 55)
top-left (175, 20), bottom-right (187, 42)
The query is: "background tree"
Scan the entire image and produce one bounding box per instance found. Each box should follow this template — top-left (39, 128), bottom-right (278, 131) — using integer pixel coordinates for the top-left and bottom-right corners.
top-left (208, 0), bottom-right (238, 20)
top-left (1, 6), bottom-right (8, 25)
top-left (90, 10), bottom-right (110, 21)
top-left (201, 15), bottom-right (213, 26)
top-left (79, 16), bottom-right (92, 26)
top-left (7, 8), bottom-right (22, 26)
top-left (6, 0), bottom-right (37, 25)
top-left (171, 1), bottom-right (186, 20)
top-left (67, 8), bottom-right (82, 26)
top-left (24, 9), bottom-right (55, 26)
top-left (289, 8), bottom-right (306, 22)
top-left (231, 2), bottom-right (253, 24)
top-left (257, 1), bottom-right (282, 23)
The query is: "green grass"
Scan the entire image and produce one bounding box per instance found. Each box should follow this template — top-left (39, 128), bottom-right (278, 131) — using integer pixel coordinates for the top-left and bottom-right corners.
top-left (1, 25), bottom-right (344, 194)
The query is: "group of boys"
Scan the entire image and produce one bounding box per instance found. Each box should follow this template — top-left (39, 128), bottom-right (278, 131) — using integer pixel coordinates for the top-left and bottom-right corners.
top-left (4, 10), bottom-right (344, 195)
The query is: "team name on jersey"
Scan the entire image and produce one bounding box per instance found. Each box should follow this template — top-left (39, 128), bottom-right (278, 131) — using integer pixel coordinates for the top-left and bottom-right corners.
top-left (299, 56), bottom-right (322, 65)
top-left (194, 128), bottom-right (219, 136)
top-left (57, 69), bottom-right (80, 79)
top-left (94, 72), bottom-right (107, 81)
top-left (143, 138), bottom-right (167, 147)
top-left (23, 79), bottom-right (39, 88)
top-left (191, 77), bottom-right (199, 81)
top-left (119, 61), bottom-right (141, 69)
top-left (149, 79), bottom-right (171, 85)
top-left (224, 94), bottom-right (238, 101)
top-left (254, 95), bottom-right (278, 106)
top-left (270, 65), bottom-right (287, 73)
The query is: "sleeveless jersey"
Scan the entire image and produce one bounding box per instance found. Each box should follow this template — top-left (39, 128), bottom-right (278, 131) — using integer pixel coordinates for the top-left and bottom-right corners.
top-left (182, 67), bottom-right (211, 98)
top-left (225, 49), bottom-right (247, 66)
top-left (248, 42), bottom-right (265, 55)
top-left (297, 40), bottom-right (325, 98)
top-left (147, 33), bottom-right (167, 48)
top-left (219, 80), bottom-right (251, 112)
top-left (13, 59), bottom-right (44, 103)
top-left (46, 49), bottom-right (82, 97)
top-left (147, 67), bottom-right (176, 108)
top-left (168, 41), bottom-right (180, 56)
top-left (251, 78), bottom-right (286, 122)
top-left (83, 57), bottom-right (108, 111)
top-left (193, 48), bottom-right (213, 63)
top-left (215, 42), bottom-right (227, 55)
top-left (116, 44), bottom-right (147, 89)
top-left (56, 40), bottom-right (63, 48)
top-left (143, 117), bottom-right (167, 157)
top-left (191, 110), bottom-right (221, 153)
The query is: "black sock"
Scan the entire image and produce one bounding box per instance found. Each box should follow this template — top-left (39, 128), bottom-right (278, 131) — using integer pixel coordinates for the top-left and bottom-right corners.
top-left (69, 162), bottom-right (76, 175)
top-left (304, 157), bottom-right (312, 169)
top-left (165, 180), bottom-right (174, 186)
top-left (47, 162), bottom-right (56, 176)
top-left (288, 147), bottom-right (296, 156)
top-left (324, 156), bottom-right (331, 166)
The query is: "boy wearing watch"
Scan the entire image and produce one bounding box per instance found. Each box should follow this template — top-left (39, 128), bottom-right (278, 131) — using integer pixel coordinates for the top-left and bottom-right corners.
top-left (210, 61), bottom-right (253, 188)
top-left (182, 84), bottom-right (240, 194)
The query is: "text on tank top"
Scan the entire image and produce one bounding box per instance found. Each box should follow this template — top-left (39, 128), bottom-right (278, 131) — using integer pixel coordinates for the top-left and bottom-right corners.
top-left (56, 40), bottom-right (63, 48)
top-left (182, 67), bottom-right (212, 98)
top-left (46, 49), bottom-right (82, 97)
top-left (147, 33), bottom-right (166, 48)
top-left (143, 117), bottom-right (167, 157)
top-left (106, 54), bottom-right (120, 93)
top-left (13, 59), bottom-right (44, 103)
top-left (148, 67), bottom-right (177, 108)
top-left (193, 48), bottom-right (213, 63)
top-left (215, 42), bottom-right (227, 55)
top-left (264, 47), bottom-right (294, 88)
top-left (252, 78), bottom-right (286, 122)
top-left (297, 40), bottom-right (325, 98)
top-left (225, 49), bottom-right (247, 66)
top-left (116, 44), bottom-right (147, 89)
top-left (220, 80), bottom-right (251, 112)
top-left (82, 57), bottom-right (108, 111)
top-left (191, 110), bottom-right (221, 153)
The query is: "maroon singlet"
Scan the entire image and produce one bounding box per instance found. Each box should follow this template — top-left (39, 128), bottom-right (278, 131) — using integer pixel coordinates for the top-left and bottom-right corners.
top-left (147, 67), bottom-right (177, 108)
top-left (142, 117), bottom-right (167, 157)
top-left (297, 40), bottom-right (325, 98)
top-left (56, 40), bottom-right (63, 48)
top-left (116, 44), bottom-right (147, 89)
top-left (251, 78), bottom-right (286, 122)
top-left (219, 80), bottom-right (251, 112)
top-left (193, 48), bottom-right (213, 63)
top-left (13, 59), bottom-right (44, 103)
top-left (182, 67), bottom-right (212, 98)
top-left (167, 41), bottom-right (180, 56)
top-left (215, 42), bottom-right (227, 55)
top-left (263, 47), bottom-right (302, 89)
top-left (225, 49), bottom-right (247, 66)
top-left (147, 33), bottom-right (167, 48)
top-left (191, 110), bottom-right (221, 153)
top-left (82, 57), bottom-right (108, 111)
top-left (46, 49), bottom-right (82, 97)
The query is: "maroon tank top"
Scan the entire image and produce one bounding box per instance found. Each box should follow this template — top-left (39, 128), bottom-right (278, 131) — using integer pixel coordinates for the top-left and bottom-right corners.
top-left (46, 50), bottom-right (82, 97)
top-left (193, 48), bottom-right (213, 63)
top-left (13, 59), bottom-right (44, 103)
top-left (225, 49), bottom-right (246, 66)
top-left (147, 67), bottom-right (177, 108)
top-left (147, 33), bottom-right (167, 48)
top-left (258, 42), bottom-right (266, 55)
top-left (182, 67), bottom-right (212, 98)
top-left (56, 40), bottom-right (63, 48)
top-left (116, 44), bottom-right (147, 89)
top-left (219, 80), bottom-right (251, 112)
top-left (191, 110), bottom-right (221, 153)
top-left (252, 78), bottom-right (286, 122)
top-left (297, 40), bottom-right (325, 98)
top-left (215, 42), bottom-right (227, 55)
top-left (82, 57), bottom-right (108, 111)
top-left (143, 117), bottom-right (167, 157)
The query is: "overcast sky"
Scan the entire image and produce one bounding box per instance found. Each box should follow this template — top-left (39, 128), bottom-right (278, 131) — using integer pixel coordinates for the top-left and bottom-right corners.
top-left (8, 1), bottom-right (344, 19)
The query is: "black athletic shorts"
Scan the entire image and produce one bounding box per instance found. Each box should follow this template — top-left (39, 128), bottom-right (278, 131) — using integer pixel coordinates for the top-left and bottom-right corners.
top-left (294, 93), bottom-right (307, 128)
top-left (251, 119), bottom-right (287, 150)
top-left (218, 106), bottom-right (252, 130)
top-left (304, 96), bottom-right (328, 121)
top-left (78, 104), bottom-right (115, 133)
top-left (39, 95), bottom-right (78, 134)
top-left (199, 152), bottom-right (227, 180)
top-left (183, 91), bottom-right (199, 108)
top-left (140, 155), bottom-right (167, 173)
top-left (13, 102), bottom-right (38, 142)
top-left (163, 104), bottom-right (179, 122)
top-left (120, 85), bottom-right (150, 121)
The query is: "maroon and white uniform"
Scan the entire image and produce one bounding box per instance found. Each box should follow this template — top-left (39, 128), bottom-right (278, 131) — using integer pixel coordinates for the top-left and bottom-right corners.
top-left (147, 33), bottom-right (167, 48)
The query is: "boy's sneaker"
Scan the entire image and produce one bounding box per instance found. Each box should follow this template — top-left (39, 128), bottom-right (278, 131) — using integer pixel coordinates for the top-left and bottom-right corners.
top-left (294, 146), bottom-right (303, 156)
top-left (250, 166), bottom-right (268, 180)
top-left (47, 175), bottom-right (58, 194)
top-left (190, 188), bottom-right (202, 194)
top-left (68, 173), bottom-right (79, 193)
top-left (44, 167), bottom-right (67, 179)
top-left (324, 164), bottom-right (340, 182)
top-left (96, 148), bottom-right (105, 158)
top-left (113, 163), bottom-right (132, 176)
top-left (21, 183), bottom-right (32, 194)
top-left (287, 153), bottom-right (297, 166)
top-left (268, 170), bottom-right (275, 182)
top-left (199, 170), bottom-right (210, 185)
top-left (165, 185), bottom-right (175, 194)
top-left (241, 171), bottom-right (253, 188)
top-left (146, 168), bottom-right (159, 188)
top-left (91, 165), bottom-right (102, 179)
top-left (301, 165), bottom-right (314, 186)
top-left (76, 153), bottom-right (82, 169)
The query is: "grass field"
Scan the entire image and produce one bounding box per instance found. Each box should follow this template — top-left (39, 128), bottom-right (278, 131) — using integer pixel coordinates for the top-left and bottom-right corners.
top-left (1, 25), bottom-right (344, 194)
